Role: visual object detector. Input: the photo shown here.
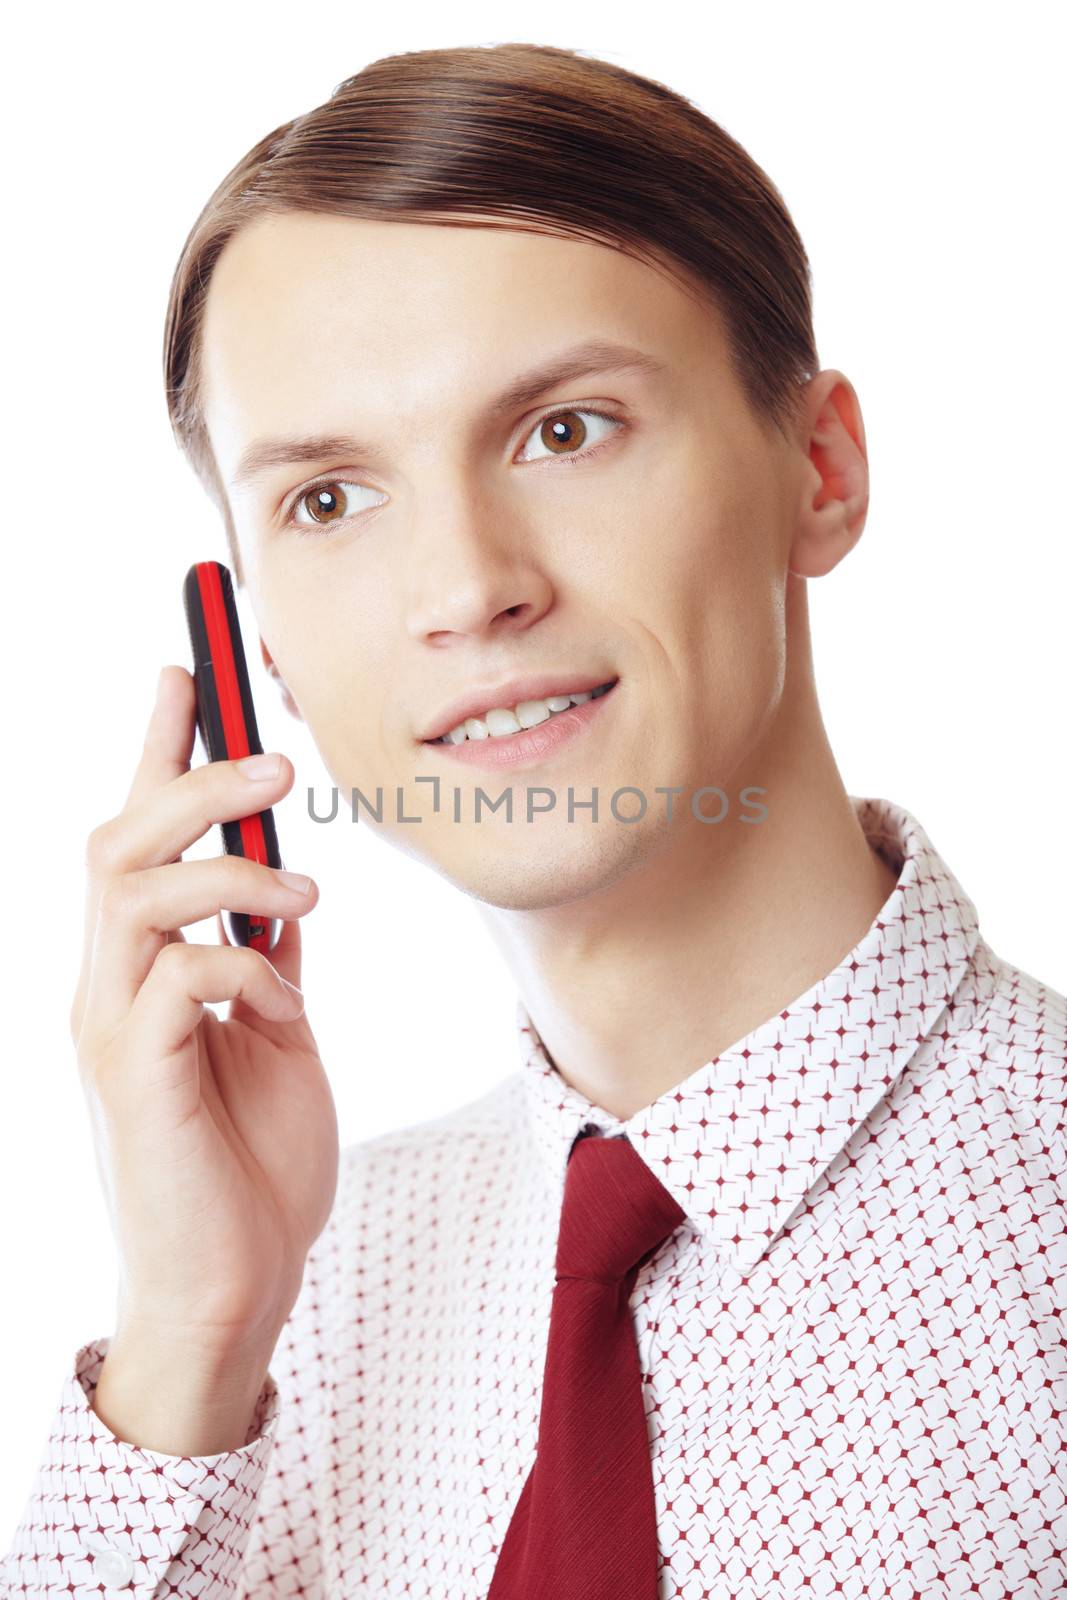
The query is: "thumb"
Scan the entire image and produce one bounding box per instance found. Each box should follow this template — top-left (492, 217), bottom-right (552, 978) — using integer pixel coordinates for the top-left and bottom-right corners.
top-left (265, 909), bottom-right (303, 993)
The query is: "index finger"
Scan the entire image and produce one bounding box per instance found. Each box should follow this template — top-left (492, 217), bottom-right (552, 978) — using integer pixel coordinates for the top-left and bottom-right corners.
top-left (121, 665), bottom-right (197, 819)
top-left (72, 664), bottom-right (195, 1046)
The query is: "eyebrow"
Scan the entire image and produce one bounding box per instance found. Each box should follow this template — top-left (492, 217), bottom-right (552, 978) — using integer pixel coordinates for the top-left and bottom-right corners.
top-left (229, 339), bottom-right (668, 489)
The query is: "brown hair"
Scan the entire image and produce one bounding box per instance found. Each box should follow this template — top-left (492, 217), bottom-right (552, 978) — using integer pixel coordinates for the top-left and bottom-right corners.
top-left (163, 42), bottom-right (818, 585)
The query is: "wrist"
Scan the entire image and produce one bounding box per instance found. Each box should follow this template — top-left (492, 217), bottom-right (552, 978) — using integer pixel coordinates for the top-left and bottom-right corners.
top-left (112, 1301), bottom-right (288, 1368)
top-left (94, 1325), bottom-right (280, 1457)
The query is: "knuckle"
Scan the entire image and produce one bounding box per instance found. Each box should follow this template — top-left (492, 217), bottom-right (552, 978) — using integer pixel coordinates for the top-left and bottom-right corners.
top-left (96, 871), bottom-right (144, 921)
top-left (190, 760), bottom-right (233, 820)
top-left (85, 819), bottom-right (124, 876)
top-left (196, 756), bottom-right (231, 795)
top-left (72, 1019), bottom-right (114, 1087)
top-left (229, 853), bottom-right (273, 893)
top-left (236, 944), bottom-right (266, 980)
top-left (152, 938), bottom-right (191, 980)
top-left (219, 851), bottom-right (252, 888)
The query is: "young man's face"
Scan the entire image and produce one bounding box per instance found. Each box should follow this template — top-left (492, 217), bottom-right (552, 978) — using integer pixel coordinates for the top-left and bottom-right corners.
top-left (200, 212), bottom-right (807, 910)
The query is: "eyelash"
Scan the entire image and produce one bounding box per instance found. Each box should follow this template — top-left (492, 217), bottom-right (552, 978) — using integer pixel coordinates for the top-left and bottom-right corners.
top-left (281, 405), bottom-right (626, 537)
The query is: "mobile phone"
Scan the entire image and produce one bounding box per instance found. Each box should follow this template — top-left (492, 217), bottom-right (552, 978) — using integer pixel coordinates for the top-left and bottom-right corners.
top-left (182, 560), bottom-right (283, 953)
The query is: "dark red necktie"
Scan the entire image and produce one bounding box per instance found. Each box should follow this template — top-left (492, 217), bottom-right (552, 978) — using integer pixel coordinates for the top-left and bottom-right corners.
top-left (487, 1127), bottom-right (688, 1599)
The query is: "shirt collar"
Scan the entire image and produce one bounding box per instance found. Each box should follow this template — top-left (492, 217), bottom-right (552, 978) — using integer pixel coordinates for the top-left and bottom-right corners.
top-left (514, 794), bottom-right (983, 1276)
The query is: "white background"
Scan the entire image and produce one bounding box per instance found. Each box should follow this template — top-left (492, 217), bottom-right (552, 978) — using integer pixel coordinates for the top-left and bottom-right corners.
top-left (2, 0), bottom-right (1063, 1537)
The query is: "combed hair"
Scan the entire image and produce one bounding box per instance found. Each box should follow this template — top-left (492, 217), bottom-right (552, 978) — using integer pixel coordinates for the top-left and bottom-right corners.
top-left (163, 42), bottom-right (817, 582)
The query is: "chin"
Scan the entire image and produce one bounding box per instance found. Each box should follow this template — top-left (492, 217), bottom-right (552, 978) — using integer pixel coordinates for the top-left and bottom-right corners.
top-left (431, 824), bottom-right (672, 912)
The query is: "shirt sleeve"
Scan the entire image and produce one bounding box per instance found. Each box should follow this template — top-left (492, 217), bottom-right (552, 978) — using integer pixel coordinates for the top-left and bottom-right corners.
top-left (0, 1334), bottom-right (282, 1597)
top-left (0, 1153), bottom-right (344, 1600)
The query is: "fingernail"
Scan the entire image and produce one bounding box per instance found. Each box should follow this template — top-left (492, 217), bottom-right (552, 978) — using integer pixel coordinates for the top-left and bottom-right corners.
top-left (277, 870), bottom-right (312, 895)
top-left (237, 752), bottom-right (281, 780)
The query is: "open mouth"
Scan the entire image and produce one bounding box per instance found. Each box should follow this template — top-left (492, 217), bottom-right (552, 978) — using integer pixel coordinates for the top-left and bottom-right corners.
top-left (427, 679), bottom-right (619, 745)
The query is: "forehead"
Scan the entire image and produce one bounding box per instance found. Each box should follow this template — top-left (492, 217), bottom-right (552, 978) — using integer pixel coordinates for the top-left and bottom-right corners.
top-left (199, 211), bottom-right (726, 473)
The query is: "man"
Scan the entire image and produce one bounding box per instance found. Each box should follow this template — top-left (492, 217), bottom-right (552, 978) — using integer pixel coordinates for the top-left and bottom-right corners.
top-left (5, 42), bottom-right (1065, 1600)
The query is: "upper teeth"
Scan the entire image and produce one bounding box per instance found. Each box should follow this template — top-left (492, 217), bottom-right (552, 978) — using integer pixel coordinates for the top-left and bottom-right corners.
top-left (437, 682), bottom-right (614, 743)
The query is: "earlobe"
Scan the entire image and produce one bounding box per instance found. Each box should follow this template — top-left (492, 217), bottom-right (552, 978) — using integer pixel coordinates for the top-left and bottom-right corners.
top-left (259, 637), bottom-right (305, 722)
top-left (787, 370), bottom-right (870, 581)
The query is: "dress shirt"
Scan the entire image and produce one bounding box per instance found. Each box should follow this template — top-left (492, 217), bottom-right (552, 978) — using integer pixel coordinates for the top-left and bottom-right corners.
top-left (3, 794), bottom-right (1065, 1599)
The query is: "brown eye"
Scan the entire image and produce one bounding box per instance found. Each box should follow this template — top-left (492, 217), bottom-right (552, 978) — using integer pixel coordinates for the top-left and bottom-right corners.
top-left (515, 407), bottom-right (620, 466)
top-left (289, 479), bottom-right (387, 533)
top-left (301, 483), bottom-right (349, 524)
top-left (538, 411), bottom-right (588, 455)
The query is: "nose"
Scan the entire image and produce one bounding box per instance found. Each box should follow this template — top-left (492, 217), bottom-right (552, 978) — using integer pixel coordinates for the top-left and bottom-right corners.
top-left (404, 485), bottom-right (554, 645)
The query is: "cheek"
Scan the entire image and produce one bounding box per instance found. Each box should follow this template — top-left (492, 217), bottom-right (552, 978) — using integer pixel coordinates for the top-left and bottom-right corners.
top-left (610, 449), bottom-right (783, 640)
top-left (254, 603), bottom-right (393, 767)
top-left (255, 554), bottom-right (394, 693)
top-left (610, 453), bottom-right (787, 747)
top-left (697, 507), bottom-right (787, 738)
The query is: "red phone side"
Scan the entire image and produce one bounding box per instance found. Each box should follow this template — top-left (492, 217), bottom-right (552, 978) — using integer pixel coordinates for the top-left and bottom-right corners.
top-left (182, 560), bottom-right (282, 953)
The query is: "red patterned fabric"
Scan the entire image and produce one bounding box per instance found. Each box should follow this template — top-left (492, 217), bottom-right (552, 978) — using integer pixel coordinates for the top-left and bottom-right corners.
top-left (2, 795), bottom-right (1065, 1598)
top-left (487, 1130), bottom-right (687, 1598)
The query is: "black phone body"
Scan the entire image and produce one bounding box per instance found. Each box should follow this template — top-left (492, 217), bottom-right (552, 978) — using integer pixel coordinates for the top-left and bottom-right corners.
top-left (182, 560), bottom-right (283, 953)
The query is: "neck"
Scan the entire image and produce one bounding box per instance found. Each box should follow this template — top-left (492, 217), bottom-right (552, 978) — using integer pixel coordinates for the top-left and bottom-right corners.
top-left (479, 618), bottom-right (900, 1121)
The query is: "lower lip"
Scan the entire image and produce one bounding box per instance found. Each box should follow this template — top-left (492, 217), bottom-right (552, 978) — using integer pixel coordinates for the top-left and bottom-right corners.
top-left (421, 683), bottom-right (619, 770)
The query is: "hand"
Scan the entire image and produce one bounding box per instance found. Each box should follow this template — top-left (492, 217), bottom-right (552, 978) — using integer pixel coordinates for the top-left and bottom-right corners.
top-left (69, 665), bottom-right (339, 1355)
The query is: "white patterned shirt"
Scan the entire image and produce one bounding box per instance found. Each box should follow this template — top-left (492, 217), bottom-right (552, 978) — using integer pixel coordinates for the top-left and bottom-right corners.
top-left (3, 795), bottom-right (1066, 1599)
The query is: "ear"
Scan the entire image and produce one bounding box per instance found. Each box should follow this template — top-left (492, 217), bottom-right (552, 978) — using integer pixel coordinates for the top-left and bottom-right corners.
top-left (259, 637), bottom-right (304, 722)
top-left (787, 370), bottom-right (870, 580)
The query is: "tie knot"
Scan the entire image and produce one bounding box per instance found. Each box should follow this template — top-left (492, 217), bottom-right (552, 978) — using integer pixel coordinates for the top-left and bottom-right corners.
top-left (556, 1129), bottom-right (687, 1283)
